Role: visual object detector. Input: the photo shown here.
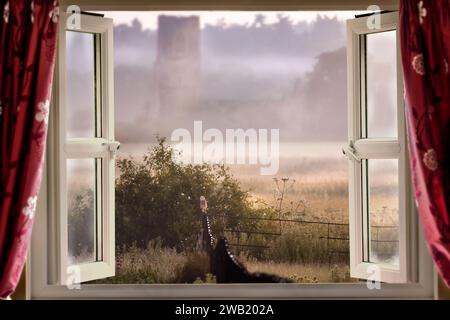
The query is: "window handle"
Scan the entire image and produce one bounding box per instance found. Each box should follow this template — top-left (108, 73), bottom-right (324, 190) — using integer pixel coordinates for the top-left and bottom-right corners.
top-left (342, 142), bottom-right (361, 163)
top-left (102, 141), bottom-right (121, 157)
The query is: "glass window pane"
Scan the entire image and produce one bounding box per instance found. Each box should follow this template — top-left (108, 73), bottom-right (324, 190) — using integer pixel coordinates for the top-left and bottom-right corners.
top-left (367, 159), bottom-right (399, 265)
top-left (67, 159), bottom-right (100, 264)
top-left (66, 31), bottom-right (97, 139)
top-left (366, 31), bottom-right (397, 138)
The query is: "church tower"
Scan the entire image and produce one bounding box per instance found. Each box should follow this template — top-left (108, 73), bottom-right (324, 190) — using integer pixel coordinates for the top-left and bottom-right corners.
top-left (155, 15), bottom-right (201, 123)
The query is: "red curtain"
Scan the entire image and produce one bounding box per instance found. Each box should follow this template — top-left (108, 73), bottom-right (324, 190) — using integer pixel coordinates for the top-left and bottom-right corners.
top-left (400, 0), bottom-right (450, 286)
top-left (0, 0), bottom-right (58, 298)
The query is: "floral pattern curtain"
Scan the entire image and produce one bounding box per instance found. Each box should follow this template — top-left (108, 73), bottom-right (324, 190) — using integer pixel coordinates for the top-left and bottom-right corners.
top-left (0, 0), bottom-right (58, 298)
top-left (400, 0), bottom-right (450, 286)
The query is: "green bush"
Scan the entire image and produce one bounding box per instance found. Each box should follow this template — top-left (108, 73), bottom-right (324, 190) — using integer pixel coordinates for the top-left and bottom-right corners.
top-left (115, 137), bottom-right (262, 251)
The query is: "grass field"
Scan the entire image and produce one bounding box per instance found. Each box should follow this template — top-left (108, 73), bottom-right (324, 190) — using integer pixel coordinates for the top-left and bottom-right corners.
top-left (92, 239), bottom-right (355, 284)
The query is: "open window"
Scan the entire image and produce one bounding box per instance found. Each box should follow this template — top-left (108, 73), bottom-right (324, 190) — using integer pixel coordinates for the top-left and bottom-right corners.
top-left (346, 12), bottom-right (412, 283)
top-left (30, 7), bottom-right (434, 299)
top-left (51, 12), bottom-right (118, 284)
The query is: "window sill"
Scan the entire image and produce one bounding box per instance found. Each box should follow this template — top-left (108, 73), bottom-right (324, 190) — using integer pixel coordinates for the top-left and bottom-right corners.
top-left (30, 282), bottom-right (434, 300)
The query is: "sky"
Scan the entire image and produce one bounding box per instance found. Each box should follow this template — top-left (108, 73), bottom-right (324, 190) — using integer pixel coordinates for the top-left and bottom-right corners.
top-left (98, 11), bottom-right (367, 30)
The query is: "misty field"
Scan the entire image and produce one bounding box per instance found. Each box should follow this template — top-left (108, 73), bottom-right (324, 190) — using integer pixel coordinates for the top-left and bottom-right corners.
top-left (226, 155), bottom-right (400, 267)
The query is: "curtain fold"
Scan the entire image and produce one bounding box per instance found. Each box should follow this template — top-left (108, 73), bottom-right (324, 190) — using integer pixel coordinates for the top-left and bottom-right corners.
top-left (400, 0), bottom-right (450, 286)
top-left (0, 0), bottom-right (58, 298)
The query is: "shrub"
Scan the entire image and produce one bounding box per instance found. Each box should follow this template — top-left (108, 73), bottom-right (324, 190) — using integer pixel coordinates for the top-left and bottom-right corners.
top-left (115, 137), bottom-right (261, 251)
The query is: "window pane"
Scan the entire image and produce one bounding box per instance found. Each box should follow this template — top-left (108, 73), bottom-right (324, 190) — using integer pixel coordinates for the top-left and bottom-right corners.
top-left (66, 31), bottom-right (97, 139)
top-left (67, 159), bottom-right (100, 264)
top-left (367, 159), bottom-right (399, 265)
top-left (365, 31), bottom-right (397, 138)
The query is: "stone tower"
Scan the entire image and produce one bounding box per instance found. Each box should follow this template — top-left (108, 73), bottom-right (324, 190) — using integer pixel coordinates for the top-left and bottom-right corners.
top-left (155, 15), bottom-right (201, 122)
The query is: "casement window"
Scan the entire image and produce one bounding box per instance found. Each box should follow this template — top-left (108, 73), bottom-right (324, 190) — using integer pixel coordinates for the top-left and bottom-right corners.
top-left (31, 5), bottom-right (433, 299)
top-left (346, 12), bottom-right (413, 283)
top-left (50, 12), bottom-right (118, 284)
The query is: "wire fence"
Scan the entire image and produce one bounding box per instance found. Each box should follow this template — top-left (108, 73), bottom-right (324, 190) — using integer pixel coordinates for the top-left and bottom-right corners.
top-left (220, 216), bottom-right (399, 265)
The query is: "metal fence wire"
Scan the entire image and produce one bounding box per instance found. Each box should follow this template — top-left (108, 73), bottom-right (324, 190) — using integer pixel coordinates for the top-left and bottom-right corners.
top-left (217, 215), bottom-right (399, 266)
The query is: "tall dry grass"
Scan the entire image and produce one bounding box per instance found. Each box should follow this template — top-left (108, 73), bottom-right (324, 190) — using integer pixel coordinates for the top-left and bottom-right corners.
top-left (239, 253), bottom-right (354, 283)
top-left (94, 240), bottom-right (187, 284)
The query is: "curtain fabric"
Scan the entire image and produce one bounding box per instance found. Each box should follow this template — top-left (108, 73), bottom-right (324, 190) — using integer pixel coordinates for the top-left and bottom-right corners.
top-left (0, 0), bottom-right (58, 298)
top-left (400, 0), bottom-right (450, 286)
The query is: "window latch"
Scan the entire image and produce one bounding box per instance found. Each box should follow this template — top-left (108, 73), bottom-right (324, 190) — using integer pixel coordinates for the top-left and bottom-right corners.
top-left (342, 142), bottom-right (361, 163)
top-left (103, 141), bottom-right (121, 157)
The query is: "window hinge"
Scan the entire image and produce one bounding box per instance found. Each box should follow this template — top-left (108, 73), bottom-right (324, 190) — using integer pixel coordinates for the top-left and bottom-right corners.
top-left (102, 141), bottom-right (121, 157)
top-left (342, 141), bottom-right (361, 163)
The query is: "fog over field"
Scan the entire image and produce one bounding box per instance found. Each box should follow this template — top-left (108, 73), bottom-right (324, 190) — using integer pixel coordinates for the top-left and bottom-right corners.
top-left (68, 12), bottom-right (395, 142)
top-left (106, 13), bottom-right (350, 142)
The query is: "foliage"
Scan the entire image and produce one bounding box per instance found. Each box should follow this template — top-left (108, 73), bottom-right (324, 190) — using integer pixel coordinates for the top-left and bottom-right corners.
top-left (193, 273), bottom-right (217, 284)
top-left (289, 274), bottom-right (319, 283)
top-left (115, 137), bottom-right (262, 251)
top-left (67, 189), bottom-right (95, 260)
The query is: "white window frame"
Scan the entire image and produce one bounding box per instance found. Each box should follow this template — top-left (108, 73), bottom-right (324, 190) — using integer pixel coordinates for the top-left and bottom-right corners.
top-left (29, 2), bottom-right (434, 299)
top-left (47, 12), bottom-right (117, 285)
top-left (346, 12), bottom-right (412, 283)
